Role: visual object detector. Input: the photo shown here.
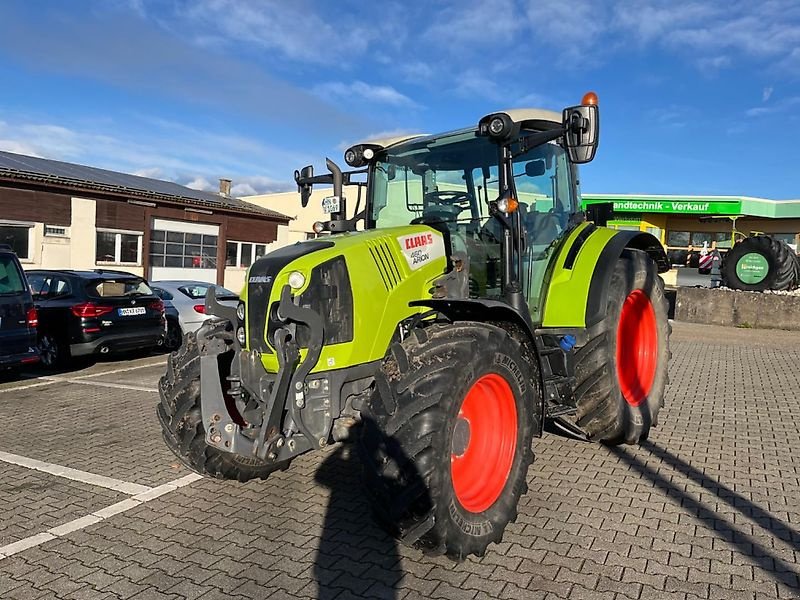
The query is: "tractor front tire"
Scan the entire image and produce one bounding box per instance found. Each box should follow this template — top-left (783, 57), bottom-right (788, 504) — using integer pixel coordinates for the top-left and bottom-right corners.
top-left (157, 330), bottom-right (286, 481)
top-left (573, 249), bottom-right (670, 445)
top-left (359, 322), bottom-right (538, 561)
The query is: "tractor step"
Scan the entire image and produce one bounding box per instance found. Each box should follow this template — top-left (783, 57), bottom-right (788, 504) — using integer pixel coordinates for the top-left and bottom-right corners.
top-left (546, 403), bottom-right (577, 418)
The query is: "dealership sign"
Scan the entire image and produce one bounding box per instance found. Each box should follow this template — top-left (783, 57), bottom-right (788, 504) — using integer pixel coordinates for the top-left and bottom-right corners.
top-left (583, 199), bottom-right (742, 215)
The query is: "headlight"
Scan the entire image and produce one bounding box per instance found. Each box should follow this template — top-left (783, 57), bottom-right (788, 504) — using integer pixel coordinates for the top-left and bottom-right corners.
top-left (489, 116), bottom-right (506, 136)
top-left (236, 302), bottom-right (245, 321)
top-left (236, 327), bottom-right (246, 345)
top-left (288, 271), bottom-right (306, 289)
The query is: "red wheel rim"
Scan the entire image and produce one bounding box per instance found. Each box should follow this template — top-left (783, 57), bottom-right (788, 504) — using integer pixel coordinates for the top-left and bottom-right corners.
top-left (451, 373), bottom-right (518, 513)
top-left (616, 289), bottom-right (658, 407)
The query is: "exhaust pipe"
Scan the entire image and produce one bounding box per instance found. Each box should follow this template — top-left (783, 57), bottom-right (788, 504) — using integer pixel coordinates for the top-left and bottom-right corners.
top-left (99, 346), bottom-right (110, 354)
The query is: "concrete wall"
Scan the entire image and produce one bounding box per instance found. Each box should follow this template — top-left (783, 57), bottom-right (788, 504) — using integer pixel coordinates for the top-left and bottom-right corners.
top-left (675, 287), bottom-right (800, 331)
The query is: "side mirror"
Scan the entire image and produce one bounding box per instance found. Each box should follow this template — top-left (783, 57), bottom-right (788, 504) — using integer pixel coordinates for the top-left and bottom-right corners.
top-left (294, 165), bottom-right (314, 207)
top-left (563, 104), bottom-right (599, 164)
top-left (524, 159), bottom-right (546, 177)
top-left (585, 201), bottom-right (613, 226)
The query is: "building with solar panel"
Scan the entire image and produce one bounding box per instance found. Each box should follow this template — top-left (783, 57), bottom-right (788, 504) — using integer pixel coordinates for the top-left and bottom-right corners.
top-left (0, 151), bottom-right (289, 291)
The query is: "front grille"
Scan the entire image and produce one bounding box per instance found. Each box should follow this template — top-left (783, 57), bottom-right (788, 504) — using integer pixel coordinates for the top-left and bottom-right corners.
top-left (246, 240), bottom-right (334, 353)
top-left (294, 256), bottom-right (353, 348)
top-left (366, 239), bottom-right (402, 290)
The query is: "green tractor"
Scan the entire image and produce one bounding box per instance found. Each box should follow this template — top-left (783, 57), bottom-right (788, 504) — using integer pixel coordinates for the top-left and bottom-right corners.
top-left (158, 93), bottom-right (671, 560)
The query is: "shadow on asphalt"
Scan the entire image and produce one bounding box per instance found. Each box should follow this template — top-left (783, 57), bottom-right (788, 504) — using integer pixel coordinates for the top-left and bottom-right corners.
top-left (313, 445), bottom-right (402, 600)
top-left (611, 441), bottom-right (800, 595)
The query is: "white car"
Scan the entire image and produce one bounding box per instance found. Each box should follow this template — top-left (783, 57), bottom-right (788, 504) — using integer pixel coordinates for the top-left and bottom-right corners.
top-left (150, 280), bottom-right (239, 350)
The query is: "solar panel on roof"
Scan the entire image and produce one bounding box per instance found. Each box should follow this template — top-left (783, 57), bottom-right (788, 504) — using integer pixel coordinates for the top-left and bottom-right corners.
top-left (0, 150), bottom-right (288, 220)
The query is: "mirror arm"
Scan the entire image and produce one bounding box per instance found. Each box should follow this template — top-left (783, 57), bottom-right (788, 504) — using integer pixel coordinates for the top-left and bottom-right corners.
top-left (515, 128), bottom-right (566, 157)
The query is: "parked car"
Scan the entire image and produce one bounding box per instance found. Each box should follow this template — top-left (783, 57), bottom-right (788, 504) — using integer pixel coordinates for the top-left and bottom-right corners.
top-left (0, 244), bottom-right (39, 372)
top-left (26, 269), bottom-right (165, 367)
top-left (150, 280), bottom-right (238, 350)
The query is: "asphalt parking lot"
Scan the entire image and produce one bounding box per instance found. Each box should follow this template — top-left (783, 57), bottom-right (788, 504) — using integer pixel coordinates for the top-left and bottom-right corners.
top-left (0, 322), bottom-right (799, 600)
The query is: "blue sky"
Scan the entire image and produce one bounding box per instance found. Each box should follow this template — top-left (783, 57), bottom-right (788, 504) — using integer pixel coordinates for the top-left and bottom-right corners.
top-left (0, 0), bottom-right (798, 198)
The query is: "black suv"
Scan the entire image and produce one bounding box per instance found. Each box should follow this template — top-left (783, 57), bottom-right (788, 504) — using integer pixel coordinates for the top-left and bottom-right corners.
top-left (27, 269), bottom-right (165, 367)
top-left (0, 244), bottom-right (39, 371)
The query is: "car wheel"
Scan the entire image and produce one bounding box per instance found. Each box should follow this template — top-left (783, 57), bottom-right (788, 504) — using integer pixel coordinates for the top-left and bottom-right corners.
top-left (38, 333), bottom-right (68, 369)
top-left (165, 319), bottom-right (183, 352)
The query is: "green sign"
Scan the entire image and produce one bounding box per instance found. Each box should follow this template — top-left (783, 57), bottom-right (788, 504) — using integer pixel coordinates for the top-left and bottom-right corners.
top-left (735, 252), bottom-right (769, 284)
top-left (583, 199), bottom-right (742, 215)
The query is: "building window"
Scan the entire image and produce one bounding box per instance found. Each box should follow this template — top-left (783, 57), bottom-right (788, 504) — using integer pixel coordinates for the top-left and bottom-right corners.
top-left (96, 229), bottom-right (143, 265)
top-left (225, 241), bottom-right (267, 268)
top-left (0, 223), bottom-right (34, 259)
top-left (149, 230), bottom-right (218, 269)
top-left (44, 225), bottom-right (69, 237)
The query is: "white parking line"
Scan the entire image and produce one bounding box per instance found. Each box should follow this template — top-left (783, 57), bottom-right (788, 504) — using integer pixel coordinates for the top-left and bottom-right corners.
top-left (68, 360), bottom-right (166, 380)
top-left (4, 359), bottom-right (165, 394)
top-left (0, 451), bottom-right (152, 495)
top-left (0, 380), bottom-right (58, 394)
top-left (62, 380), bottom-right (158, 393)
top-left (0, 473), bottom-right (202, 560)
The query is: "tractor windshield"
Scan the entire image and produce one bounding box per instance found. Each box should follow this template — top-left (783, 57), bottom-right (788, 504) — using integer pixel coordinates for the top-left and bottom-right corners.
top-left (370, 129), bottom-right (577, 310)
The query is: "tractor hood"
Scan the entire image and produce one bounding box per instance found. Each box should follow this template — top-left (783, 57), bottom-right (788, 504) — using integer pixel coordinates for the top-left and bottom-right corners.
top-left (243, 225), bottom-right (448, 374)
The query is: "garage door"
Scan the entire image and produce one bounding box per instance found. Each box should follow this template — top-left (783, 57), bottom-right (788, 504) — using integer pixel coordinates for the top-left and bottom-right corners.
top-left (149, 218), bottom-right (219, 284)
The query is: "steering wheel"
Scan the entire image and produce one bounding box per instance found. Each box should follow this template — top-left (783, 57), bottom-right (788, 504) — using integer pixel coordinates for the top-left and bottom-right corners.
top-left (424, 190), bottom-right (472, 207)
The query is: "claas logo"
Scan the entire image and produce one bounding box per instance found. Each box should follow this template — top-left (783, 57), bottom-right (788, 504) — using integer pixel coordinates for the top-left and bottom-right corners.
top-left (404, 233), bottom-right (434, 250)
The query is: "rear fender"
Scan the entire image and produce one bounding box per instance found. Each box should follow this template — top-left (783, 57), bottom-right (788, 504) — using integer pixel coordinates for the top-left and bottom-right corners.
top-left (542, 229), bottom-right (667, 330)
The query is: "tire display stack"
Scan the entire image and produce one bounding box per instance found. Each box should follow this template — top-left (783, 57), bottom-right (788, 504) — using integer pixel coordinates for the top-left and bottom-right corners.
top-left (721, 235), bottom-right (800, 292)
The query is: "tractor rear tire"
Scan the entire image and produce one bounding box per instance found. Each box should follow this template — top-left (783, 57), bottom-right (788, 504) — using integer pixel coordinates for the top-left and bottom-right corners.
top-left (573, 249), bottom-right (670, 445)
top-left (157, 329), bottom-right (286, 481)
top-left (359, 322), bottom-right (538, 561)
top-left (722, 235), bottom-right (798, 292)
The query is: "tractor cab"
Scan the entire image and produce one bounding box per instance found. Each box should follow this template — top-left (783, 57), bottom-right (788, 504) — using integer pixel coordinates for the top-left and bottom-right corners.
top-left (297, 98), bottom-right (600, 324)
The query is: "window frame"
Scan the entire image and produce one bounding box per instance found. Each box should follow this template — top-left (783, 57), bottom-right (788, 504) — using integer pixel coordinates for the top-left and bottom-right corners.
top-left (225, 240), bottom-right (268, 268)
top-left (96, 228), bottom-right (143, 266)
top-left (149, 229), bottom-right (218, 270)
top-left (0, 220), bottom-right (35, 261)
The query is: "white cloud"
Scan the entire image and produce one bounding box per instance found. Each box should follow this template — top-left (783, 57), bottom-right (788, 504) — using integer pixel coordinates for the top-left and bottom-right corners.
top-left (646, 105), bottom-right (695, 128)
top-left (695, 55), bottom-right (731, 71)
top-left (231, 176), bottom-right (291, 197)
top-left (184, 177), bottom-right (215, 191)
top-left (175, 0), bottom-right (380, 65)
top-left (0, 113), bottom-right (306, 196)
top-left (763, 86), bottom-right (774, 102)
top-left (744, 95), bottom-right (800, 117)
top-left (314, 81), bottom-right (420, 108)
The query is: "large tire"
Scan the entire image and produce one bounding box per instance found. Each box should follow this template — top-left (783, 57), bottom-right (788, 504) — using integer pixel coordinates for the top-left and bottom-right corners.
top-left (573, 249), bottom-right (670, 445)
top-left (722, 235), bottom-right (798, 292)
top-left (359, 322), bottom-right (538, 561)
top-left (157, 329), bottom-right (285, 481)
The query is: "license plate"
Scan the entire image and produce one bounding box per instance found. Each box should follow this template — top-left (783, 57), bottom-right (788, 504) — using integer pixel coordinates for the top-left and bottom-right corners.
top-left (118, 306), bottom-right (146, 316)
top-left (322, 195), bottom-right (340, 214)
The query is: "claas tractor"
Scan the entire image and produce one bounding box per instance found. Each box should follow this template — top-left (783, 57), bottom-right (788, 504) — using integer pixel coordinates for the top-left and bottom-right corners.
top-left (158, 93), bottom-right (671, 560)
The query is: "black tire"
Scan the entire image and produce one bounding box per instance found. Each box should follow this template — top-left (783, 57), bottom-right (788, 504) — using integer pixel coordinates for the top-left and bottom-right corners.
top-left (359, 322), bottom-right (538, 561)
top-left (157, 328), bottom-right (286, 481)
top-left (164, 318), bottom-right (183, 352)
top-left (573, 249), bottom-right (670, 445)
top-left (722, 235), bottom-right (798, 292)
top-left (37, 332), bottom-right (70, 369)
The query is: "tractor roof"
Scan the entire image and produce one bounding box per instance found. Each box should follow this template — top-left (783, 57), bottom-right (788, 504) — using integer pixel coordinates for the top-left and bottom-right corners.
top-left (348, 107), bottom-right (562, 156)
